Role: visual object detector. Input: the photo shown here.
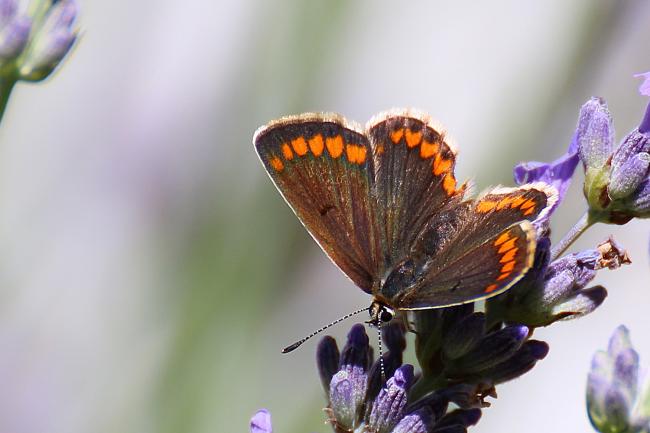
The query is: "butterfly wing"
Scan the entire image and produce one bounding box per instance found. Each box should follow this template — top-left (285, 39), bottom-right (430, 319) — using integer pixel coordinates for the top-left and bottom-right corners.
top-left (381, 184), bottom-right (558, 309)
top-left (254, 113), bottom-right (382, 292)
top-left (366, 109), bottom-right (466, 268)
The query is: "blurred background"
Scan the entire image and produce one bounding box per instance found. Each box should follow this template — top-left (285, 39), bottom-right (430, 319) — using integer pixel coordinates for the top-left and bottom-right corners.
top-left (0, 1), bottom-right (649, 432)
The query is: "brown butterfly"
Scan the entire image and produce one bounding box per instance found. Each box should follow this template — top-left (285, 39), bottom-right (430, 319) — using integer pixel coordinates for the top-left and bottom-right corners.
top-left (254, 109), bottom-right (557, 352)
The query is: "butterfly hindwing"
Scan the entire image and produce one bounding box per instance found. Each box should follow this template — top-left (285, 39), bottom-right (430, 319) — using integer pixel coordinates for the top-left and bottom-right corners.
top-left (367, 110), bottom-right (465, 267)
top-left (254, 114), bottom-right (382, 292)
top-left (389, 221), bottom-right (537, 309)
top-left (378, 183), bottom-right (557, 309)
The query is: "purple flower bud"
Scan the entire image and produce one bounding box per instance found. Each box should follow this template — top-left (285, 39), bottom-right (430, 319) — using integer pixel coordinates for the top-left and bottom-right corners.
top-left (367, 348), bottom-right (403, 403)
top-left (250, 409), bottom-right (272, 433)
top-left (329, 366), bottom-right (368, 429)
top-left (449, 325), bottom-right (528, 376)
top-left (0, 14), bottom-right (30, 60)
top-left (609, 152), bottom-right (650, 200)
top-left (383, 321), bottom-right (406, 353)
top-left (442, 313), bottom-right (486, 360)
top-left (17, 0), bottom-right (78, 82)
top-left (483, 340), bottom-right (549, 384)
top-left (392, 409), bottom-right (431, 433)
top-left (577, 97), bottom-right (615, 169)
top-left (586, 326), bottom-right (646, 433)
top-left (487, 238), bottom-right (629, 327)
top-left (328, 324), bottom-right (370, 429)
top-left (629, 179), bottom-right (650, 212)
top-left (366, 365), bottom-right (414, 433)
top-left (316, 336), bottom-right (339, 393)
top-left (339, 323), bottom-right (370, 369)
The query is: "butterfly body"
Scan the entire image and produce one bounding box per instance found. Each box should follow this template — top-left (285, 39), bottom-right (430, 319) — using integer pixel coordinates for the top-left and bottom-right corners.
top-left (254, 109), bottom-right (557, 325)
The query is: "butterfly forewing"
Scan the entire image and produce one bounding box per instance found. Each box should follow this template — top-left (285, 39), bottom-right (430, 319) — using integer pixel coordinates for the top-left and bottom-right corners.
top-left (254, 114), bottom-right (382, 292)
top-left (367, 110), bottom-right (465, 267)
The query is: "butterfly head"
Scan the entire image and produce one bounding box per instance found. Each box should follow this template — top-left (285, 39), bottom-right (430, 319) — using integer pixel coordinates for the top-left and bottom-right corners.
top-left (368, 300), bottom-right (396, 328)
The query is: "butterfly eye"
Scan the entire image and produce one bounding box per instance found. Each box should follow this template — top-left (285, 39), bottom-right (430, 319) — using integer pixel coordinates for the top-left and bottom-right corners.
top-left (379, 308), bottom-right (394, 323)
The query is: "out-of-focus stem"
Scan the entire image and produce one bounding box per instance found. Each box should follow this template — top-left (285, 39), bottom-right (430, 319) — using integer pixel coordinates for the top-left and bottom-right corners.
top-left (551, 211), bottom-right (594, 260)
top-left (0, 76), bottom-right (17, 126)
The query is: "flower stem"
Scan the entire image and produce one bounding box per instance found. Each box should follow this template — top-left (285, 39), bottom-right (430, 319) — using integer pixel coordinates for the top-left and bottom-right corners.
top-left (550, 211), bottom-right (594, 260)
top-left (0, 76), bottom-right (17, 127)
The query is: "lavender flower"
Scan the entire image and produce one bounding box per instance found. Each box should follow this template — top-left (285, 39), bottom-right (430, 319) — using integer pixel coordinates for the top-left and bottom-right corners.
top-left (0, 0), bottom-right (30, 64)
top-left (250, 409), bottom-right (272, 433)
top-left (577, 74), bottom-right (650, 224)
top-left (486, 237), bottom-right (629, 327)
top-left (0, 0), bottom-right (78, 82)
top-left (318, 324), bottom-right (485, 433)
top-left (587, 326), bottom-right (650, 433)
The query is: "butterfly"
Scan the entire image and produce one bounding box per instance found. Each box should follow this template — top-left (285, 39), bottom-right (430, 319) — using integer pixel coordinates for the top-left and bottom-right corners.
top-left (253, 109), bottom-right (557, 351)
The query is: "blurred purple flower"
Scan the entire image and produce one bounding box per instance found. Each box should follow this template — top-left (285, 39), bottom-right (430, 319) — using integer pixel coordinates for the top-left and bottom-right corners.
top-left (250, 409), bottom-right (272, 433)
top-left (587, 326), bottom-right (650, 433)
top-left (19, 0), bottom-right (78, 81)
top-left (0, 0), bottom-right (30, 62)
top-left (0, 0), bottom-right (78, 82)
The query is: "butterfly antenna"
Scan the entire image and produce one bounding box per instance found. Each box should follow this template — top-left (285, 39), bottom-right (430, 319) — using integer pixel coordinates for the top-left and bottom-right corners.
top-left (377, 324), bottom-right (386, 383)
top-left (282, 306), bottom-right (369, 353)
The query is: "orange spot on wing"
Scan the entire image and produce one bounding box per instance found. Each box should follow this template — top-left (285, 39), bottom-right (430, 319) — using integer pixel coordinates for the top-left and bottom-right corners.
top-left (308, 134), bottom-right (324, 157)
top-left (498, 238), bottom-right (517, 253)
top-left (269, 156), bottom-right (284, 172)
top-left (433, 154), bottom-right (452, 175)
top-left (477, 200), bottom-right (497, 213)
top-left (346, 144), bottom-right (366, 164)
top-left (442, 174), bottom-right (456, 195)
top-left (494, 232), bottom-right (511, 246)
top-left (520, 199), bottom-right (536, 210)
top-left (291, 136), bottom-right (308, 156)
top-left (497, 197), bottom-right (515, 210)
top-left (501, 261), bottom-right (516, 273)
top-left (405, 129), bottom-right (422, 148)
top-left (485, 283), bottom-right (499, 293)
top-left (346, 144), bottom-right (358, 163)
top-left (390, 128), bottom-right (404, 144)
top-left (497, 272), bottom-right (512, 281)
top-left (420, 140), bottom-right (439, 158)
top-left (523, 207), bottom-right (535, 216)
top-left (500, 248), bottom-right (518, 263)
top-left (356, 146), bottom-right (367, 164)
top-left (326, 135), bottom-right (344, 158)
top-left (512, 196), bottom-right (526, 208)
top-left (281, 143), bottom-right (294, 160)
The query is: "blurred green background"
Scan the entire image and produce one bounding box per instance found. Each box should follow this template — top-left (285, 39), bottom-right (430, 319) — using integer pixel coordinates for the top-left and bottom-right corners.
top-left (0, 1), bottom-right (649, 433)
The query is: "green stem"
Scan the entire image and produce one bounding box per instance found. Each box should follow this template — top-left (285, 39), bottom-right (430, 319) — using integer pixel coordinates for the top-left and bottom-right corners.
top-left (550, 211), bottom-right (594, 260)
top-left (0, 77), bottom-right (17, 127)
